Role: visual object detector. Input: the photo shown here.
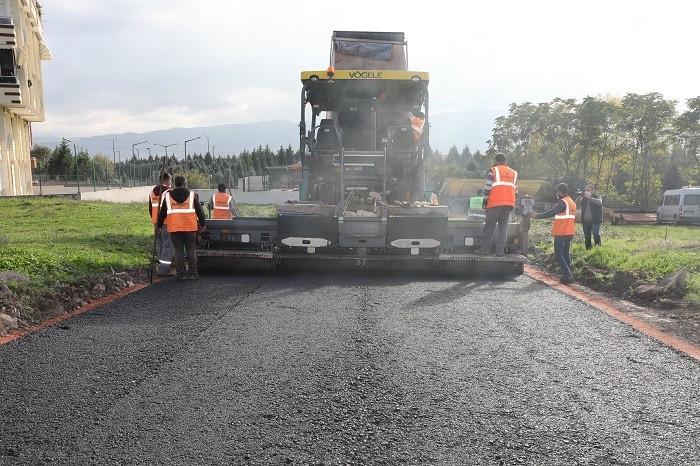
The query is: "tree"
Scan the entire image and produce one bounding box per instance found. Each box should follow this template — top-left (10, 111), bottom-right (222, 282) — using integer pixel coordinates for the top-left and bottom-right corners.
top-left (30, 145), bottom-right (52, 168)
top-left (76, 148), bottom-right (91, 178)
top-left (618, 93), bottom-right (676, 208)
top-left (46, 140), bottom-right (73, 177)
top-left (675, 96), bottom-right (700, 169)
top-left (204, 152), bottom-right (213, 167)
top-left (445, 145), bottom-right (460, 165)
top-left (184, 170), bottom-right (210, 189)
top-left (92, 155), bottom-right (115, 183)
top-left (575, 96), bottom-right (612, 182)
top-left (540, 98), bottom-right (579, 178)
top-left (238, 150), bottom-right (253, 176)
top-left (488, 102), bottom-right (548, 177)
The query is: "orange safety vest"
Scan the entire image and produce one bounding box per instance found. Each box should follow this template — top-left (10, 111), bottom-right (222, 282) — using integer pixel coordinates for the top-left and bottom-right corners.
top-left (149, 188), bottom-right (170, 225)
top-left (212, 192), bottom-right (233, 219)
top-left (164, 192), bottom-right (198, 233)
top-left (486, 165), bottom-right (517, 208)
top-left (410, 117), bottom-right (424, 142)
top-left (552, 196), bottom-right (577, 236)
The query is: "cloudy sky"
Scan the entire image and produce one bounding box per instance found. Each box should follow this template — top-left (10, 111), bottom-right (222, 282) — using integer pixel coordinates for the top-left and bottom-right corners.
top-left (35, 0), bottom-right (698, 152)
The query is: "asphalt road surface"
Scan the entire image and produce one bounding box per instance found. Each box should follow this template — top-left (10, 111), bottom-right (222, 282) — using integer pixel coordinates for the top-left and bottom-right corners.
top-left (1, 270), bottom-right (699, 465)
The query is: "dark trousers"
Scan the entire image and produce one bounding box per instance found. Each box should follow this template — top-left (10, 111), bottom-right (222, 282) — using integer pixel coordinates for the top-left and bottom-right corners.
top-left (170, 231), bottom-right (197, 275)
top-left (479, 205), bottom-right (512, 256)
top-left (582, 222), bottom-right (601, 250)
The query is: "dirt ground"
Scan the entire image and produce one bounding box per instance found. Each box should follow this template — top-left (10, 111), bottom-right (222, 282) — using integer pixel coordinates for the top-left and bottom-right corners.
top-left (0, 267), bottom-right (151, 339)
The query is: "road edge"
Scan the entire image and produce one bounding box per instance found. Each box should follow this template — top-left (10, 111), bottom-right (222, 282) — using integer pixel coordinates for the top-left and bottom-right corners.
top-left (525, 265), bottom-right (700, 362)
top-left (0, 279), bottom-right (155, 345)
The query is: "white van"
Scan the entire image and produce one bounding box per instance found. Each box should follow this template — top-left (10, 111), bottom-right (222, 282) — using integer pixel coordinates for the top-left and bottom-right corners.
top-left (656, 186), bottom-right (700, 225)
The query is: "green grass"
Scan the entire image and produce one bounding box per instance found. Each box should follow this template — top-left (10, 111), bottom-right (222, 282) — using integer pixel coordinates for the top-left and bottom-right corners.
top-left (0, 198), bottom-right (278, 287)
top-left (235, 203), bottom-right (277, 218)
top-left (528, 221), bottom-right (700, 303)
top-left (1, 198), bottom-right (697, 307)
top-left (0, 198), bottom-right (153, 285)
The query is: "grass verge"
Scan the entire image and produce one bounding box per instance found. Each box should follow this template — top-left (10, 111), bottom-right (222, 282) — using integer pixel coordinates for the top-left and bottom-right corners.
top-left (1, 198), bottom-right (697, 330)
top-left (0, 198), bottom-right (275, 329)
top-left (0, 198), bottom-right (153, 284)
top-left (527, 220), bottom-right (700, 305)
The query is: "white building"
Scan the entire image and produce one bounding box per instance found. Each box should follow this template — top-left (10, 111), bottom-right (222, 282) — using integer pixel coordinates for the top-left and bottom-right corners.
top-left (0, 0), bottom-right (50, 196)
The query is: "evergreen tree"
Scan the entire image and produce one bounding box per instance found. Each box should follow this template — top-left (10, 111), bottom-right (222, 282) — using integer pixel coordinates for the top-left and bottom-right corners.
top-left (46, 140), bottom-right (73, 177)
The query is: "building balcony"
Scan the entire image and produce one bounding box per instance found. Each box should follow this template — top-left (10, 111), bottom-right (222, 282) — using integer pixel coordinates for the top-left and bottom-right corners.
top-left (0, 73), bottom-right (21, 107)
top-left (0, 17), bottom-right (15, 46)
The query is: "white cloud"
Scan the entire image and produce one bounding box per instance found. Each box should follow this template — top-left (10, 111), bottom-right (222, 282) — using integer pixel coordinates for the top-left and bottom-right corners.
top-left (33, 0), bottom-right (700, 139)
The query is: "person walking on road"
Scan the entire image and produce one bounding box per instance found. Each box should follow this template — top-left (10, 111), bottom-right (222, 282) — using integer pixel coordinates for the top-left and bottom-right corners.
top-left (149, 172), bottom-right (175, 278)
top-left (208, 183), bottom-right (237, 219)
top-left (527, 182), bottom-right (577, 285)
top-left (157, 176), bottom-right (207, 280)
top-left (578, 184), bottom-right (602, 250)
top-left (476, 153), bottom-right (518, 256)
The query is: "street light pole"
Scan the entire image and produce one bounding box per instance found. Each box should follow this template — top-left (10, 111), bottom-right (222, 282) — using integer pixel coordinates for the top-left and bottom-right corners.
top-left (108, 138), bottom-right (117, 164)
top-left (108, 138), bottom-right (117, 189)
top-left (117, 151), bottom-right (121, 188)
top-left (137, 148), bottom-right (142, 184)
top-left (154, 143), bottom-right (177, 157)
top-left (203, 134), bottom-right (210, 156)
top-left (154, 143), bottom-right (178, 164)
top-left (146, 147), bottom-right (153, 184)
top-left (184, 136), bottom-right (202, 178)
top-left (132, 140), bottom-right (147, 187)
top-left (64, 138), bottom-right (80, 195)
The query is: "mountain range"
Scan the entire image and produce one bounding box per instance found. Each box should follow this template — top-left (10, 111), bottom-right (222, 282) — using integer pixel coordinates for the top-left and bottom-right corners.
top-left (31, 109), bottom-right (506, 159)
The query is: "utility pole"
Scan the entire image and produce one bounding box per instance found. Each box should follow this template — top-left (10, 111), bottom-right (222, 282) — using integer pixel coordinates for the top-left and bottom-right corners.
top-left (184, 136), bottom-right (202, 179)
top-left (132, 140), bottom-right (147, 187)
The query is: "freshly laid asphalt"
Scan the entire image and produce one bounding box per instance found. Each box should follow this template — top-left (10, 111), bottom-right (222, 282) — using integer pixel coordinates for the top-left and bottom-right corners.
top-left (1, 269), bottom-right (698, 465)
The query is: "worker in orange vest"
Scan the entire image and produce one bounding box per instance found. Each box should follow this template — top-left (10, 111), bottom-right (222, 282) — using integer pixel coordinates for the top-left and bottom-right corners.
top-left (149, 172), bottom-right (175, 277)
top-left (476, 153), bottom-right (518, 257)
top-left (156, 175), bottom-right (207, 280)
top-left (208, 183), bottom-right (237, 219)
top-left (527, 182), bottom-right (577, 285)
top-left (410, 111), bottom-right (425, 142)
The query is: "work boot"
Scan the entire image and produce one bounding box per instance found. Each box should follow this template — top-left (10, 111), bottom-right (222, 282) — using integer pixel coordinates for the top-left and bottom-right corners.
top-left (560, 276), bottom-right (575, 285)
